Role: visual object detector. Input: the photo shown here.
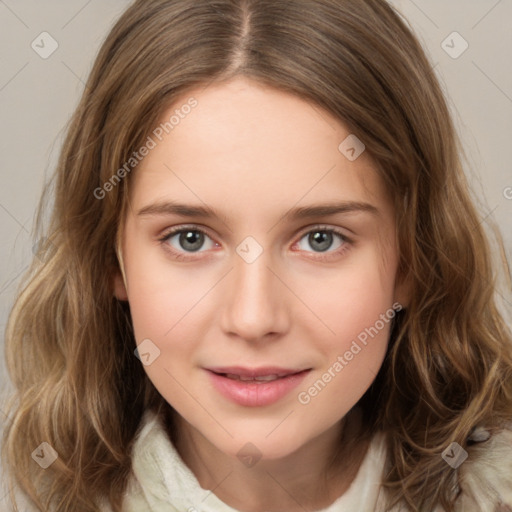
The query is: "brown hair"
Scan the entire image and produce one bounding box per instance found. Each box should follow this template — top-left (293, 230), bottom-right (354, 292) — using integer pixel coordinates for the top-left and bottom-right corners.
top-left (3, 0), bottom-right (512, 510)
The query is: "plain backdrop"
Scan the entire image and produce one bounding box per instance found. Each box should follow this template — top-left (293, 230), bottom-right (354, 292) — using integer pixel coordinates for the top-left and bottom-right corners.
top-left (0, 0), bottom-right (511, 504)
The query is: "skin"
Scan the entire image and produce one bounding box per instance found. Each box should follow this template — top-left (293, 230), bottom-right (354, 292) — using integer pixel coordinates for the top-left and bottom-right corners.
top-left (114, 77), bottom-right (409, 511)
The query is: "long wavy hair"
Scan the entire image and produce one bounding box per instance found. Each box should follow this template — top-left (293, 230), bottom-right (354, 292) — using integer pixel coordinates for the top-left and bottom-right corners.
top-left (2, 0), bottom-right (512, 510)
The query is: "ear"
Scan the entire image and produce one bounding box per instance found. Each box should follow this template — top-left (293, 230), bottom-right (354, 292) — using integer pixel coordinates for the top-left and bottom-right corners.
top-left (113, 269), bottom-right (128, 301)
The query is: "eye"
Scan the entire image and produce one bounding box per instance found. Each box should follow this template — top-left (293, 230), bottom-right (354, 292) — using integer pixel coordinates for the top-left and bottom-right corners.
top-left (294, 226), bottom-right (350, 256)
top-left (159, 226), bottom-right (217, 256)
top-left (158, 224), bottom-right (352, 262)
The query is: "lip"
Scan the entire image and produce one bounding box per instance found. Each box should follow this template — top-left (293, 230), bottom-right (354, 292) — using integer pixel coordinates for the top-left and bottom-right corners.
top-left (205, 367), bottom-right (311, 407)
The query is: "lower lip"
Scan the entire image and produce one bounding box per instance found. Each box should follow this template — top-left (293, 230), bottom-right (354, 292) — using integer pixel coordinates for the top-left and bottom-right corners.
top-left (206, 369), bottom-right (311, 407)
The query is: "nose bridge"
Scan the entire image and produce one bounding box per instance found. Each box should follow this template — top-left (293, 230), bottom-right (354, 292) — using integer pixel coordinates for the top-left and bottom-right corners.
top-left (220, 245), bottom-right (288, 340)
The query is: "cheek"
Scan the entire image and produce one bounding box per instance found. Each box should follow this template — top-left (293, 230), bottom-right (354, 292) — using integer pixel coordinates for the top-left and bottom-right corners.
top-left (294, 250), bottom-right (395, 412)
top-left (296, 297), bottom-right (393, 432)
top-left (301, 250), bottom-right (396, 350)
top-left (296, 334), bottom-right (388, 438)
top-left (124, 236), bottom-right (214, 342)
top-left (123, 246), bottom-right (213, 405)
top-left (126, 266), bottom-right (207, 412)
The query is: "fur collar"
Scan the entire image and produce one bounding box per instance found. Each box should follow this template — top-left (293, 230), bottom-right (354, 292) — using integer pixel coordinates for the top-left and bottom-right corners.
top-left (453, 423), bottom-right (512, 511)
top-left (120, 411), bottom-right (512, 511)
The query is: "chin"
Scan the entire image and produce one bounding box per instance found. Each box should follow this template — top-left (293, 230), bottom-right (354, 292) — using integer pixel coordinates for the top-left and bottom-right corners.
top-left (213, 428), bottom-right (311, 463)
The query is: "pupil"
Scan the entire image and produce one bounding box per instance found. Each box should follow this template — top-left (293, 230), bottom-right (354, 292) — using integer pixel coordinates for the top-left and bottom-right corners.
top-left (180, 231), bottom-right (204, 252)
top-left (309, 231), bottom-right (332, 252)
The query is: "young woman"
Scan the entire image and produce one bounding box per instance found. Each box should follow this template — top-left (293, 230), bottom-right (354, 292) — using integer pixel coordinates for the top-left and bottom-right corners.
top-left (2, 0), bottom-right (512, 511)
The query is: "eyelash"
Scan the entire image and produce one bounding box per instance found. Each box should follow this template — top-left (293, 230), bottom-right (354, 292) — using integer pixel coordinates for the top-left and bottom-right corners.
top-left (158, 224), bottom-right (353, 262)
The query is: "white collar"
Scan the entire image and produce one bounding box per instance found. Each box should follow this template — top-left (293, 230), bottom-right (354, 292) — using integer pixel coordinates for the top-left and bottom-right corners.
top-left (123, 410), bottom-right (512, 512)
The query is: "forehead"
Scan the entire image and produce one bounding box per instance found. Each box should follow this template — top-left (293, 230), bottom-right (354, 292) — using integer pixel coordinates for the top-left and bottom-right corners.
top-left (130, 77), bottom-right (392, 221)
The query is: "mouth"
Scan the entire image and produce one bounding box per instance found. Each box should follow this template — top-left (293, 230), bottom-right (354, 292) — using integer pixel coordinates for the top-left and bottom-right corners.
top-left (205, 366), bottom-right (312, 407)
top-left (206, 366), bottom-right (311, 382)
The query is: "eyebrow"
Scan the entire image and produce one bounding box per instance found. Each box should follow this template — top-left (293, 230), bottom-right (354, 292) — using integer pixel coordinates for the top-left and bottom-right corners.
top-left (136, 200), bottom-right (379, 221)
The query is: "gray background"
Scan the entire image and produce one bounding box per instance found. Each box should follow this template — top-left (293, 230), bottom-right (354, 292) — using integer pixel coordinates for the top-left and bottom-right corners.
top-left (0, 0), bottom-right (511, 505)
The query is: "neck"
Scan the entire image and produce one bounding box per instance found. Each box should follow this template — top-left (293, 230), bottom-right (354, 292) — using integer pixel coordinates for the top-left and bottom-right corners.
top-left (166, 406), bottom-right (370, 511)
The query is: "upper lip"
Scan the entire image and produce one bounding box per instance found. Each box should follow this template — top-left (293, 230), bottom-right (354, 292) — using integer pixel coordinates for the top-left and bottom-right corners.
top-left (206, 366), bottom-right (310, 378)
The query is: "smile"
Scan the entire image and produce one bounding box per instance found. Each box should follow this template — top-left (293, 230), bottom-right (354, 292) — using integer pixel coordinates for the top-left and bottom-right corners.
top-left (205, 367), bottom-right (312, 407)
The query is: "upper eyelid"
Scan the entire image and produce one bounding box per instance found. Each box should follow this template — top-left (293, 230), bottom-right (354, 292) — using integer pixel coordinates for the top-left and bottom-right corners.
top-left (297, 224), bottom-right (349, 237)
top-left (160, 224), bottom-right (217, 242)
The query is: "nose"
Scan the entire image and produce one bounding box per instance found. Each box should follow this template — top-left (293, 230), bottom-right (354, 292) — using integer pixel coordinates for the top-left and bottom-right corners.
top-left (219, 248), bottom-right (290, 342)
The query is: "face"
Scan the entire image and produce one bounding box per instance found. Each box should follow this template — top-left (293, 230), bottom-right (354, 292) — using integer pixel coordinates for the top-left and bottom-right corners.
top-left (115, 77), bottom-right (407, 461)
